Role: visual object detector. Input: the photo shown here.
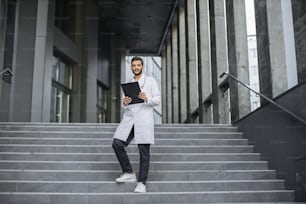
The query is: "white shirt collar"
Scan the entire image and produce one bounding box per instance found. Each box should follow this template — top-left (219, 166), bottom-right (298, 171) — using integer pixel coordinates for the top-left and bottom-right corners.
top-left (131, 74), bottom-right (146, 89)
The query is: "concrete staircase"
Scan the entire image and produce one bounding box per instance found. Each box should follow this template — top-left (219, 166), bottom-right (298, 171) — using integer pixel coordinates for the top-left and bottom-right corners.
top-left (0, 123), bottom-right (299, 204)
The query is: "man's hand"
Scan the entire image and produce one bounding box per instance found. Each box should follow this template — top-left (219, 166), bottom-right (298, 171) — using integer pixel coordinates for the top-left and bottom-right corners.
top-left (123, 96), bottom-right (132, 106)
top-left (138, 92), bottom-right (148, 102)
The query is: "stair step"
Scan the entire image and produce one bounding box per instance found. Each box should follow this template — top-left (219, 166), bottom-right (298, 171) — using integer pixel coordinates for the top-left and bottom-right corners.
top-left (0, 144), bottom-right (254, 153)
top-left (0, 161), bottom-right (268, 170)
top-left (0, 124), bottom-right (238, 132)
top-left (0, 169), bottom-right (276, 181)
top-left (0, 123), bottom-right (297, 203)
top-left (0, 138), bottom-right (248, 145)
top-left (0, 123), bottom-right (232, 127)
top-left (0, 127), bottom-right (238, 132)
top-left (0, 190), bottom-right (295, 204)
top-left (0, 132), bottom-right (243, 139)
top-left (0, 180), bottom-right (286, 192)
top-left (0, 152), bottom-right (261, 161)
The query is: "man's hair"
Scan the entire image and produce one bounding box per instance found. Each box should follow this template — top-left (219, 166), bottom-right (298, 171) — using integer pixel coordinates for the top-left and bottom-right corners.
top-left (131, 56), bottom-right (143, 65)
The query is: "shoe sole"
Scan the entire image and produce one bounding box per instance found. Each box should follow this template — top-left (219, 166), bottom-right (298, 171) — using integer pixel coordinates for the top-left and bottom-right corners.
top-left (115, 178), bottom-right (137, 183)
top-left (134, 190), bottom-right (146, 193)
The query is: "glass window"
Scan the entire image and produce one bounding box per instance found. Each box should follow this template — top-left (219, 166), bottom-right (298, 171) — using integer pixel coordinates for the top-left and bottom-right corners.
top-left (245, 0), bottom-right (260, 112)
top-left (97, 82), bottom-right (108, 123)
top-left (250, 66), bottom-right (257, 75)
top-left (253, 101), bottom-right (259, 109)
top-left (52, 58), bottom-right (72, 89)
top-left (250, 48), bottom-right (257, 58)
top-left (50, 55), bottom-right (72, 123)
top-left (50, 88), bottom-right (71, 123)
top-left (55, 0), bottom-right (76, 40)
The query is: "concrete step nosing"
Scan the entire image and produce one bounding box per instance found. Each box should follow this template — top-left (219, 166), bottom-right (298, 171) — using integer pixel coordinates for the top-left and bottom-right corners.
top-left (0, 190), bottom-right (295, 195)
top-left (0, 144), bottom-right (253, 147)
top-left (0, 152), bottom-right (260, 156)
top-left (0, 179), bottom-right (284, 184)
top-left (0, 137), bottom-right (246, 141)
top-left (0, 131), bottom-right (241, 134)
top-left (0, 169), bottom-right (276, 173)
top-left (0, 160), bottom-right (267, 164)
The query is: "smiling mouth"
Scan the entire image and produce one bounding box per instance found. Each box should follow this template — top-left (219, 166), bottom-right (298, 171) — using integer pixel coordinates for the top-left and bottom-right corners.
top-left (133, 69), bottom-right (142, 75)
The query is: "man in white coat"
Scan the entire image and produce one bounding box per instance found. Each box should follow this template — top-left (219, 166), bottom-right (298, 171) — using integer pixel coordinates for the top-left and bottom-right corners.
top-left (112, 56), bottom-right (160, 193)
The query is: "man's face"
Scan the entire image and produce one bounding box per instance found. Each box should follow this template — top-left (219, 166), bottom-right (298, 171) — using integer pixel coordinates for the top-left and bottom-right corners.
top-left (131, 60), bottom-right (143, 76)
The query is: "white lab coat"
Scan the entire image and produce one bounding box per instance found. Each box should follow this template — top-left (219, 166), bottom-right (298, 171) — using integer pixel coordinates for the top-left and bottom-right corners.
top-left (113, 74), bottom-right (160, 144)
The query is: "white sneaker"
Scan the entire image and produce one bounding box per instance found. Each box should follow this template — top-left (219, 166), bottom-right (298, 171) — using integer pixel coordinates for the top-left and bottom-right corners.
top-left (134, 182), bottom-right (146, 193)
top-left (115, 173), bottom-right (137, 183)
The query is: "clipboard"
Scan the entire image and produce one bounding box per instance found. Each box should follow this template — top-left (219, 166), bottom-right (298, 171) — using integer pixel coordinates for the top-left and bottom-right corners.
top-left (120, 82), bottom-right (144, 104)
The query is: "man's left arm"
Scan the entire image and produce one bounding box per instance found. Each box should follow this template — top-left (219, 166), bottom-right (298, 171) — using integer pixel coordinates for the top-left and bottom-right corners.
top-left (138, 79), bottom-right (160, 106)
top-left (146, 79), bottom-right (160, 106)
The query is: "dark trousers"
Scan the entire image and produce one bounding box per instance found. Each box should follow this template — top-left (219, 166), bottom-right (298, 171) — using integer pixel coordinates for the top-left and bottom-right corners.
top-left (112, 126), bottom-right (150, 184)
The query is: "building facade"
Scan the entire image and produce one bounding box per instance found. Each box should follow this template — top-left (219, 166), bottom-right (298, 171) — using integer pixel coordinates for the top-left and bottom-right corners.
top-left (0, 0), bottom-right (306, 125)
top-left (161, 0), bottom-right (306, 124)
top-left (0, 0), bottom-right (125, 123)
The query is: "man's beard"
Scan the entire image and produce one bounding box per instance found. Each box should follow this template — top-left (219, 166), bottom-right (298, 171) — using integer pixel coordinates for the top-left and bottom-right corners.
top-left (133, 69), bottom-right (142, 76)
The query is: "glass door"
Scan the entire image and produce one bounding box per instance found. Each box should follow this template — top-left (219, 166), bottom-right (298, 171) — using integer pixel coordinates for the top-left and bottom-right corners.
top-left (97, 82), bottom-right (108, 123)
top-left (50, 56), bottom-right (72, 123)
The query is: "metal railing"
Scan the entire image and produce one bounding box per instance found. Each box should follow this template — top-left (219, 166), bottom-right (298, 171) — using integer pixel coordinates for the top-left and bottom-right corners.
top-left (220, 72), bottom-right (306, 126)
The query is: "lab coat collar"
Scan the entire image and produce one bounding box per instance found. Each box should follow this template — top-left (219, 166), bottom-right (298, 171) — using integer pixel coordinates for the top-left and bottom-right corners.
top-left (132, 73), bottom-right (146, 82)
top-left (132, 74), bottom-right (146, 89)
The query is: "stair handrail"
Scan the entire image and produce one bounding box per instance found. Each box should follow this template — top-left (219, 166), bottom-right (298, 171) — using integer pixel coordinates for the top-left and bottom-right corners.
top-left (220, 72), bottom-right (306, 126)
